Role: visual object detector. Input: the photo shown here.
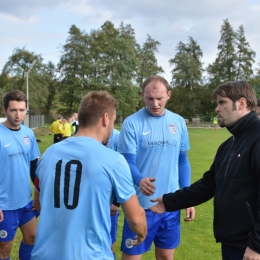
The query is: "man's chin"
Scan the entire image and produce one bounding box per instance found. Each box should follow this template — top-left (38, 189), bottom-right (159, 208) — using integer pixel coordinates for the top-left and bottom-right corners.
top-left (218, 122), bottom-right (225, 128)
top-left (148, 110), bottom-right (162, 116)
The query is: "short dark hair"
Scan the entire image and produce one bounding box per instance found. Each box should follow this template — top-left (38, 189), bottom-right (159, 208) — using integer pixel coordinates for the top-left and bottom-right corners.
top-left (213, 81), bottom-right (257, 111)
top-left (3, 90), bottom-right (27, 110)
top-left (78, 91), bottom-right (118, 128)
top-left (142, 75), bottom-right (170, 92)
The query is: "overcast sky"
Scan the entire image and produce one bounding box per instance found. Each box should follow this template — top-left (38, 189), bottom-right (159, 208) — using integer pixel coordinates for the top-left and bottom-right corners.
top-left (1, 0), bottom-right (260, 82)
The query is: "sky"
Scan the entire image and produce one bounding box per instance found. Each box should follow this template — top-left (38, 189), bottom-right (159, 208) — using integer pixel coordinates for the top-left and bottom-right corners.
top-left (1, 0), bottom-right (260, 83)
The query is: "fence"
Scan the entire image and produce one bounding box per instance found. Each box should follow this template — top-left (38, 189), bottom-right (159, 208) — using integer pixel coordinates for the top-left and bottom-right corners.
top-left (29, 115), bottom-right (45, 128)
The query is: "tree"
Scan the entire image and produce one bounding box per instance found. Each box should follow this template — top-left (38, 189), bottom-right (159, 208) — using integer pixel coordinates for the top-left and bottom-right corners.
top-left (207, 19), bottom-right (237, 86)
top-left (169, 36), bottom-right (203, 89)
top-left (0, 47), bottom-right (54, 115)
top-left (58, 22), bottom-right (141, 116)
top-left (58, 25), bottom-right (92, 114)
top-left (135, 35), bottom-right (164, 88)
top-left (40, 62), bottom-right (58, 116)
top-left (1, 47), bottom-right (42, 92)
top-left (235, 25), bottom-right (255, 80)
top-left (249, 62), bottom-right (260, 98)
top-left (167, 85), bottom-right (215, 119)
top-left (100, 22), bottom-right (141, 117)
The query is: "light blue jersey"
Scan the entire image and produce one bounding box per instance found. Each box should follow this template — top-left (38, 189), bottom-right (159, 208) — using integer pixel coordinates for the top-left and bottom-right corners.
top-left (0, 124), bottom-right (40, 210)
top-left (117, 108), bottom-right (190, 209)
top-left (32, 136), bottom-right (135, 260)
top-left (107, 129), bottom-right (120, 151)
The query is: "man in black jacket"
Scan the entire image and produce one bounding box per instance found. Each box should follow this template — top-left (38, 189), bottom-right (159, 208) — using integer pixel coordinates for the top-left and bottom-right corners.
top-left (149, 81), bottom-right (260, 260)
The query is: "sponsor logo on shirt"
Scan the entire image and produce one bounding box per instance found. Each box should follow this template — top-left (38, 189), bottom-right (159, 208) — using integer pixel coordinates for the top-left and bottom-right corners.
top-left (148, 141), bottom-right (169, 146)
top-left (8, 151), bottom-right (26, 158)
top-left (148, 139), bottom-right (177, 147)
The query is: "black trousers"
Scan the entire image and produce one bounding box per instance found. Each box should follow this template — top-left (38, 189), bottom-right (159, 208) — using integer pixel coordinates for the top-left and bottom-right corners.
top-left (221, 244), bottom-right (246, 260)
top-left (54, 134), bottom-right (62, 143)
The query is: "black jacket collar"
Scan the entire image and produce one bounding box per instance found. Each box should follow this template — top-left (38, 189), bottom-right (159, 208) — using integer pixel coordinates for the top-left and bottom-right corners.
top-left (227, 111), bottom-right (258, 138)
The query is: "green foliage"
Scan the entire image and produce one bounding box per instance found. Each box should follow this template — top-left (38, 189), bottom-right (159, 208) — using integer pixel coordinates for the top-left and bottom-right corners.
top-left (0, 47), bottom-right (58, 116)
top-left (168, 36), bottom-right (213, 118)
top-left (1, 19), bottom-right (260, 120)
top-left (207, 19), bottom-right (237, 86)
top-left (249, 76), bottom-right (260, 98)
top-left (207, 19), bottom-right (255, 87)
top-left (136, 34), bottom-right (164, 88)
top-left (57, 22), bottom-right (142, 116)
top-left (170, 36), bottom-right (203, 89)
top-left (235, 25), bottom-right (256, 81)
top-left (167, 85), bottom-right (216, 119)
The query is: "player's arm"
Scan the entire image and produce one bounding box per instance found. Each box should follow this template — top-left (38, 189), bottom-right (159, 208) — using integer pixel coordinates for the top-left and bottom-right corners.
top-left (178, 151), bottom-right (191, 188)
top-left (121, 153), bottom-right (142, 185)
top-left (49, 123), bottom-right (54, 133)
top-left (33, 190), bottom-right (40, 213)
top-left (178, 151), bottom-right (195, 221)
top-left (121, 194), bottom-right (147, 245)
top-left (33, 177), bottom-right (41, 213)
top-left (30, 158), bottom-right (38, 183)
top-left (111, 197), bottom-right (120, 216)
top-left (110, 204), bottom-right (119, 216)
top-left (122, 153), bottom-right (155, 196)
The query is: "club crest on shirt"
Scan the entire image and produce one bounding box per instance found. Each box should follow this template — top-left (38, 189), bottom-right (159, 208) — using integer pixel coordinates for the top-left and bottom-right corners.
top-left (24, 136), bottom-right (30, 145)
top-left (168, 125), bottom-right (176, 135)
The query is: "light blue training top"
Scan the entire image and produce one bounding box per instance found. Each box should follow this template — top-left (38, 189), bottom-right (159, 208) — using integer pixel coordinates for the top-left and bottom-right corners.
top-left (0, 123), bottom-right (40, 210)
top-left (107, 129), bottom-right (120, 151)
top-left (32, 136), bottom-right (135, 260)
top-left (117, 107), bottom-right (190, 208)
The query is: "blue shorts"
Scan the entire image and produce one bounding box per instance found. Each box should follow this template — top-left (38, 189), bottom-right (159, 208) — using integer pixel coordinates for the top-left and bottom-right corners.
top-left (0, 201), bottom-right (37, 242)
top-left (121, 210), bottom-right (180, 255)
top-left (110, 210), bottom-right (120, 244)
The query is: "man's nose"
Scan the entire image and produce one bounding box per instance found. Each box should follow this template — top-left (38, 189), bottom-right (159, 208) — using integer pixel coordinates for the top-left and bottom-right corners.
top-left (152, 100), bottom-right (158, 107)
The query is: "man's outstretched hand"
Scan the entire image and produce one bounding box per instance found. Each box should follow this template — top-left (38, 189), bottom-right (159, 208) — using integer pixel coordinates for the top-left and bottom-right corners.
top-left (149, 196), bottom-right (165, 213)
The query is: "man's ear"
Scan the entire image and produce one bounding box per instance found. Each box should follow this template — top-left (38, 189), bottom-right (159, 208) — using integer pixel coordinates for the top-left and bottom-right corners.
top-left (2, 107), bottom-right (6, 114)
top-left (167, 91), bottom-right (172, 100)
top-left (102, 113), bottom-right (109, 126)
top-left (239, 97), bottom-right (247, 110)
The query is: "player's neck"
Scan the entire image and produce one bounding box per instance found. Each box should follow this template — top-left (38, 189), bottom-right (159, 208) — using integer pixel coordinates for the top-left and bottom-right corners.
top-left (3, 120), bottom-right (21, 130)
top-left (74, 127), bottom-right (103, 142)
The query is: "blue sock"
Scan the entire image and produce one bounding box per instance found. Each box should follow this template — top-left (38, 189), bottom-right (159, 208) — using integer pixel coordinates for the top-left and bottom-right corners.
top-left (19, 242), bottom-right (34, 260)
top-left (0, 257), bottom-right (10, 260)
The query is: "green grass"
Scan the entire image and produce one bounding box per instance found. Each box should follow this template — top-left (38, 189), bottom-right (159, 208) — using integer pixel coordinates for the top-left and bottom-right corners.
top-left (11, 127), bottom-right (232, 259)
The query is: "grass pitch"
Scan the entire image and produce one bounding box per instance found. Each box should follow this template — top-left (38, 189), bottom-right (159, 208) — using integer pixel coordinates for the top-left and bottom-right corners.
top-left (11, 127), bottom-right (231, 259)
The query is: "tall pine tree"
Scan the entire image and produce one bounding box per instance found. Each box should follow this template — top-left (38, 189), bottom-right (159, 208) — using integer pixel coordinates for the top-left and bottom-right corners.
top-left (135, 35), bottom-right (164, 88)
top-left (207, 19), bottom-right (237, 86)
top-left (169, 36), bottom-right (203, 89)
top-left (235, 25), bottom-right (255, 80)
